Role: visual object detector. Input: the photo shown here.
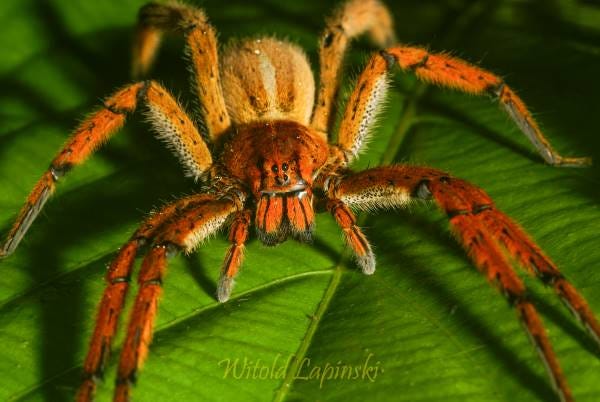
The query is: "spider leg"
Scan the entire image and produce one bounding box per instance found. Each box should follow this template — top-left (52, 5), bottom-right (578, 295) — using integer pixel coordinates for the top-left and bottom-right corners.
top-left (480, 210), bottom-right (600, 346)
top-left (311, 0), bottom-right (395, 134)
top-left (0, 80), bottom-right (211, 258)
top-left (133, 2), bottom-right (231, 141)
top-left (113, 198), bottom-right (238, 402)
top-left (326, 199), bottom-right (375, 274)
top-left (76, 194), bottom-right (218, 402)
top-left (217, 209), bottom-right (251, 302)
top-left (326, 165), bottom-right (600, 402)
top-left (336, 48), bottom-right (591, 166)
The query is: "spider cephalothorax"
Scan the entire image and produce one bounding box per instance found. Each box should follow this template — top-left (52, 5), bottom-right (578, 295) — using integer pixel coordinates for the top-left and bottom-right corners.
top-left (219, 119), bottom-right (328, 245)
top-left (0, 1), bottom-right (597, 402)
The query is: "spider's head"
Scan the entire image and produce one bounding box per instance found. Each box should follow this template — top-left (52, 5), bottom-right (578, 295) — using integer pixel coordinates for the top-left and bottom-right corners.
top-left (220, 120), bottom-right (328, 246)
top-left (252, 131), bottom-right (320, 246)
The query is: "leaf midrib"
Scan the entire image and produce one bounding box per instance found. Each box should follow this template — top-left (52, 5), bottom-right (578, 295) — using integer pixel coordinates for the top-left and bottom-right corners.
top-left (271, 79), bottom-right (433, 401)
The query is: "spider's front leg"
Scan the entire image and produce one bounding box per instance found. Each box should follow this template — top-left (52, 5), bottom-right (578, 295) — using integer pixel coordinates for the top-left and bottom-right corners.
top-left (132, 1), bottom-right (231, 141)
top-left (325, 166), bottom-right (600, 402)
top-left (336, 44), bottom-right (591, 166)
top-left (311, 0), bottom-right (396, 133)
top-left (0, 80), bottom-right (211, 258)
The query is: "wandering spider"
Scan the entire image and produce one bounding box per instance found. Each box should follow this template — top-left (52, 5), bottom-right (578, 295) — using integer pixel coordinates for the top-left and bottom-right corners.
top-left (1, 0), bottom-right (598, 401)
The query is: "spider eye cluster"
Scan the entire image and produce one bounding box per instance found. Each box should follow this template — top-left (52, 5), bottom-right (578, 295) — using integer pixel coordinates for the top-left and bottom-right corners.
top-left (270, 163), bottom-right (289, 173)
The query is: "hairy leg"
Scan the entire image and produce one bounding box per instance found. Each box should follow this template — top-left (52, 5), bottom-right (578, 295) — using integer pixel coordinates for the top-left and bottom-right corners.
top-left (113, 198), bottom-right (238, 402)
top-left (336, 47), bottom-right (591, 166)
top-left (311, 0), bottom-right (395, 134)
top-left (133, 1), bottom-right (231, 142)
top-left (326, 199), bottom-right (375, 274)
top-left (0, 80), bottom-right (211, 258)
top-left (217, 209), bottom-right (251, 302)
top-left (76, 193), bottom-right (218, 402)
top-left (326, 165), bottom-right (600, 402)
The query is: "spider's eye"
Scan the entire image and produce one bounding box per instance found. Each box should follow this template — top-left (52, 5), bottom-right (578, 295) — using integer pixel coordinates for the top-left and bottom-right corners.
top-left (281, 163), bottom-right (288, 171)
top-left (271, 165), bottom-right (279, 173)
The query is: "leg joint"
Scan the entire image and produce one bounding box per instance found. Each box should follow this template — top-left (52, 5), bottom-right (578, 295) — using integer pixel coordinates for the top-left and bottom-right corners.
top-left (141, 278), bottom-right (163, 287)
top-left (50, 163), bottom-right (72, 181)
top-left (110, 276), bottom-right (131, 284)
top-left (487, 81), bottom-right (505, 98)
top-left (137, 80), bottom-right (152, 103)
top-left (540, 269), bottom-right (565, 286)
top-left (409, 54), bottom-right (429, 70)
top-left (413, 179), bottom-right (432, 200)
top-left (154, 242), bottom-right (180, 258)
top-left (379, 50), bottom-right (397, 70)
top-left (473, 204), bottom-right (493, 214)
top-left (447, 209), bottom-right (470, 219)
top-left (322, 25), bottom-right (344, 48)
top-left (103, 102), bottom-right (131, 115)
top-left (505, 288), bottom-right (529, 307)
top-left (325, 198), bottom-right (345, 214)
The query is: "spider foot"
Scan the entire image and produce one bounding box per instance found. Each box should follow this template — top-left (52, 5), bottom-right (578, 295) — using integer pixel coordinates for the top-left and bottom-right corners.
top-left (550, 155), bottom-right (592, 168)
top-left (356, 250), bottom-right (376, 275)
top-left (217, 276), bottom-right (234, 303)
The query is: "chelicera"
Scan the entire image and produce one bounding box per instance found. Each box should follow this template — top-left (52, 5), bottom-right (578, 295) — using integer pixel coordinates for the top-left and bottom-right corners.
top-left (0, 1), bottom-right (596, 401)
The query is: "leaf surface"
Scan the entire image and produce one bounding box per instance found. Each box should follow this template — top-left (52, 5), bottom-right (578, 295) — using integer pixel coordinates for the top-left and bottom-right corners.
top-left (1, 1), bottom-right (599, 402)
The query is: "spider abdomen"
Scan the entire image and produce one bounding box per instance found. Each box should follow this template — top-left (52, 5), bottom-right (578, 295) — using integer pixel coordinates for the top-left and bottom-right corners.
top-left (220, 37), bottom-right (315, 125)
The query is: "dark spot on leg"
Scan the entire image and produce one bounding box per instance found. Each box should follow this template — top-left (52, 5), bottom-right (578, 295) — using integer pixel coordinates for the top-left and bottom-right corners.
top-left (323, 31), bottom-right (334, 48)
top-left (50, 163), bottom-right (73, 181)
top-left (414, 179), bottom-right (431, 200)
top-left (447, 209), bottom-right (469, 219)
top-left (487, 81), bottom-right (505, 98)
top-left (410, 54), bottom-right (429, 70)
top-left (473, 204), bottom-right (492, 214)
top-left (379, 50), bottom-right (396, 70)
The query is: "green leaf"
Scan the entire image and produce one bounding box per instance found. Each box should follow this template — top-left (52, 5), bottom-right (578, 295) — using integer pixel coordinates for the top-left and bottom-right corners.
top-left (1, 1), bottom-right (599, 402)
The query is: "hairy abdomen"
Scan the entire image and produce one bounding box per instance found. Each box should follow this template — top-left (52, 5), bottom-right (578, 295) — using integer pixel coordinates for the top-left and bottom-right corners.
top-left (220, 38), bottom-right (315, 125)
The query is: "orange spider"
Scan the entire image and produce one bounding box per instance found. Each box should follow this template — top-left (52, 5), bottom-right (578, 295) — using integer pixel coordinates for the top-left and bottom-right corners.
top-left (0, 1), bottom-right (597, 402)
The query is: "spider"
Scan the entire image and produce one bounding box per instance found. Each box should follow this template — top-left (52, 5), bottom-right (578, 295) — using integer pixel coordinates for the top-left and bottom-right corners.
top-left (0, 0), bottom-right (597, 401)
